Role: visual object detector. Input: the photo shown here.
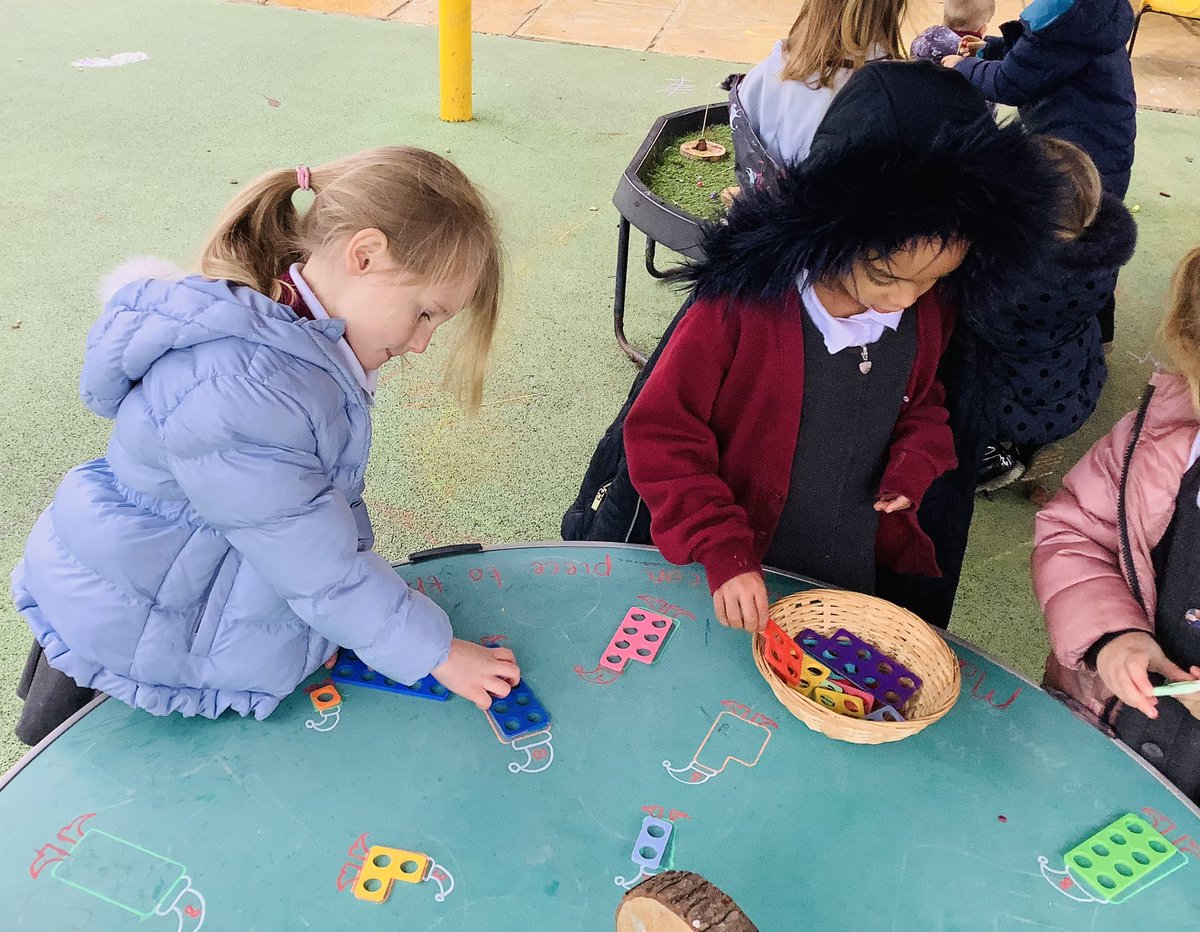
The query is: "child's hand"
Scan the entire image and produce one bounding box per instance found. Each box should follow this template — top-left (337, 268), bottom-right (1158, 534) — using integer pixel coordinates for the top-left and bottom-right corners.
top-left (713, 572), bottom-right (769, 632)
top-left (959, 36), bottom-right (986, 56)
top-left (874, 493), bottom-right (912, 513)
top-left (1095, 632), bottom-right (1194, 719)
top-left (940, 54), bottom-right (965, 68)
top-left (431, 639), bottom-right (520, 710)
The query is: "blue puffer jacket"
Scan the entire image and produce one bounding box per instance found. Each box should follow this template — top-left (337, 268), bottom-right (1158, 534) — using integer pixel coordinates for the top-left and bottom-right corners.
top-left (954, 0), bottom-right (1136, 195)
top-left (11, 276), bottom-right (451, 720)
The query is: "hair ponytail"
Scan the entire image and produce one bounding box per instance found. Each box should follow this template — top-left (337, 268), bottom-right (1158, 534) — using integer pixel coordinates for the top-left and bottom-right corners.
top-left (1161, 245), bottom-right (1200, 412)
top-left (198, 168), bottom-right (306, 300)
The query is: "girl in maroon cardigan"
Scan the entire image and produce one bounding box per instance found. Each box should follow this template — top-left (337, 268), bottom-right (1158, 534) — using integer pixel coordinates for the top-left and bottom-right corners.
top-left (622, 62), bottom-right (1062, 632)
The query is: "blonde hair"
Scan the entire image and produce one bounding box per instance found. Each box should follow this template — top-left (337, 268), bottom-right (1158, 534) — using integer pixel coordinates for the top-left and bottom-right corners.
top-left (1161, 246), bottom-right (1200, 413)
top-left (780, 0), bottom-right (907, 88)
top-left (198, 146), bottom-right (502, 411)
top-left (1040, 137), bottom-right (1102, 242)
top-left (944, 0), bottom-right (994, 33)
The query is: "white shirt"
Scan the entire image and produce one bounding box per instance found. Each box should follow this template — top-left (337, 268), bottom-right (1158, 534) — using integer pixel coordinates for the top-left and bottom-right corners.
top-left (289, 263), bottom-right (379, 397)
top-left (800, 281), bottom-right (904, 355)
top-left (738, 40), bottom-right (886, 165)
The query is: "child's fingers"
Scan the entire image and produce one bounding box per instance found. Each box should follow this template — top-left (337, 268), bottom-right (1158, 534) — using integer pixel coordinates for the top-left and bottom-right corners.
top-left (751, 587), bottom-right (769, 632)
top-left (1149, 655), bottom-right (1192, 683)
top-left (487, 673), bottom-right (514, 697)
top-left (713, 593), bottom-right (729, 627)
top-left (1117, 662), bottom-right (1158, 718)
top-left (725, 595), bottom-right (747, 630)
top-left (490, 647), bottom-right (516, 665)
top-left (468, 687), bottom-right (492, 711)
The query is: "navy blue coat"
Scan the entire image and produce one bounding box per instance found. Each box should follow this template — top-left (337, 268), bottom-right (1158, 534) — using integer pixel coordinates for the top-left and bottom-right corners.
top-left (983, 192), bottom-right (1138, 445)
top-left (955, 0), bottom-right (1136, 195)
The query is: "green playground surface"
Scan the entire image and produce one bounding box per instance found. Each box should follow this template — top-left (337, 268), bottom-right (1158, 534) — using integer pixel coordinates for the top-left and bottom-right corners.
top-left (1, 0), bottom-right (1197, 771)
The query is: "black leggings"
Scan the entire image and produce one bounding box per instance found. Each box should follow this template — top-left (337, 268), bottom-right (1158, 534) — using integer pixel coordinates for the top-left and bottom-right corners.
top-left (15, 640), bottom-right (97, 746)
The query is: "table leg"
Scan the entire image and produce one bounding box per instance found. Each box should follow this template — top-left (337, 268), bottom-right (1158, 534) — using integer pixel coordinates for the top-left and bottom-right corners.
top-left (614, 216), bottom-right (647, 367)
top-left (644, 236), bottom-right (670, 279)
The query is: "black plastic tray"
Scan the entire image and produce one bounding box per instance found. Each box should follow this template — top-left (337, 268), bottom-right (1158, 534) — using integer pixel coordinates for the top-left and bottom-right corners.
top-left (612, 101), bottom-right (730, 260)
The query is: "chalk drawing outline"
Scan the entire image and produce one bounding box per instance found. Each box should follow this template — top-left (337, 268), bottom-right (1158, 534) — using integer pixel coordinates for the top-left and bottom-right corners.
top-left (507, 728), bottom-right (554, 775)
top-left (663, 700), bottom-right (777, 785)
top-left (334, 833), bottom-right (456, 902)
top-left (304, 707), bottom-right (341, 732)
top-left (1038, 852), bottom-right (1189, 905)
top-left (31, 816), bottom-right (206, 930)
top-left (613, 808), bottom-right (689, 888)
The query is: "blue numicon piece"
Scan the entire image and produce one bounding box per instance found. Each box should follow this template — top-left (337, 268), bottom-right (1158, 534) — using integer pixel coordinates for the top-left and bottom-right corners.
top-left (631, 816), bottom-right (673, 870)
top-left (486, 680), bottom-right (551, 741)
top-left (329, 651), bottom-right (452, 701)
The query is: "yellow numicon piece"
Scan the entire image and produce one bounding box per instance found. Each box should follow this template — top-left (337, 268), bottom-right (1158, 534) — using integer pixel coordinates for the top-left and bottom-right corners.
top-left (812, 685), bottom-right (866, 718)
top-left (353, 846), bottom-right (431, 902)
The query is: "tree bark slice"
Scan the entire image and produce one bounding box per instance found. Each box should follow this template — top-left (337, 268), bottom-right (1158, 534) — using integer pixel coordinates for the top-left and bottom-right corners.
top-left (615, 871), bottom-right (757, 932)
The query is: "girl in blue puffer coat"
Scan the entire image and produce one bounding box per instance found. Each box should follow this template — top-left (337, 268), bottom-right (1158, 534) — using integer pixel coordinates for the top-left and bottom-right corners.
top-left (11, 147), bottom-right (519, 744)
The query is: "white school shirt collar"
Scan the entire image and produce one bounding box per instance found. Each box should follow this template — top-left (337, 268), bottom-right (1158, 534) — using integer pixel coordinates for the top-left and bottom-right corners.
top-left (289, 263), bottom-right (379, 397)
top-left (798, 277), bottom-right (904, 355)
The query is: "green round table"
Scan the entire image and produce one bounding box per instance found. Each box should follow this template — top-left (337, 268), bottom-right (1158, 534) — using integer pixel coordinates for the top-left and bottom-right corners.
top-left (1, 543), bottom-right (1197, 930)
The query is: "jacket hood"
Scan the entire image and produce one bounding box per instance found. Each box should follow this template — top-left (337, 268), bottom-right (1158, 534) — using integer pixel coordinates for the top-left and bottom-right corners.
top-left (1054, 191), bottom-right (1138, 271)
top-left (678, 61), bottom-right (1063, 317)
top-left (1022, 0), bottom-right (1134, 55)
top-left (81, 274), bottom-right (356, 418)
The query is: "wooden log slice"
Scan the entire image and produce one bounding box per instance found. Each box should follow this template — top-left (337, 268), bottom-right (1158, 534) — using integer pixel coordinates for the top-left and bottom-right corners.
top-left (615, 871), bottom-right (757, 932)
top-left (680, 140), bottom-right (728, 162)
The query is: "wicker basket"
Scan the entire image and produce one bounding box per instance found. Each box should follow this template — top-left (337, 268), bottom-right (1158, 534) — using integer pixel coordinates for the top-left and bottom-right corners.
top-left (753, 589), bottom-right (960, 745)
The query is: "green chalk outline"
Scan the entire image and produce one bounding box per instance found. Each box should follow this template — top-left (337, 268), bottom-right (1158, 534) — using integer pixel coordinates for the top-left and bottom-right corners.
top-left (50, 830), bottom-right (187, 919)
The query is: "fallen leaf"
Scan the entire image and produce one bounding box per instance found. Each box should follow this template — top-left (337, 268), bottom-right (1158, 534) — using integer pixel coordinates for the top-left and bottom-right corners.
top-left (11, 321), bottom-right (22, 330)
top-left (1159, 191), bottom-right (1172, 197)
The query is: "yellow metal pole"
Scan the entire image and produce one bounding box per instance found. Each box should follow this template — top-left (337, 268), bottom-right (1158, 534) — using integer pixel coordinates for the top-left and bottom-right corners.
top-left (439, 0), bottom-right (472, 122)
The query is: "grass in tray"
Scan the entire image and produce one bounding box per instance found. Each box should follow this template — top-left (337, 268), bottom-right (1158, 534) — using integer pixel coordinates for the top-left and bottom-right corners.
top-left (643, 123), bottom-right (736, 221)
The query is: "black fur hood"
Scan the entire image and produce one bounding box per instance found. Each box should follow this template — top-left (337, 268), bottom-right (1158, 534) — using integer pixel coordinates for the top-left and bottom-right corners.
top-left (677, 61), bottom-right (1064, 313)
top-left (1054, 191), bottom-right (1138, 271)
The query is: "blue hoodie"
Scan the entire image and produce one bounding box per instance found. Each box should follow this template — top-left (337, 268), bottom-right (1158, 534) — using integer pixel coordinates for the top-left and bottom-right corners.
top-left (954, 0), bottom-right (1136, 195)
top-left (11, 275), bottom-right (451, 720)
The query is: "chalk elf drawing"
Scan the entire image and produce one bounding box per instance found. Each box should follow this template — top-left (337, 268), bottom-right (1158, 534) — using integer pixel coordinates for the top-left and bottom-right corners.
top-left (664, 700), bottom-right (777, 785)
top-left (478, 636), bottom-right (556, 774)
top-left (1038, 813), bottom-right (1189, 905)
top-left (575, 605), bottom-right (678, 686)
top-left (613, 808), bottom-right (690, 890)
top-left (30, 814), bottom-right (207, 931)
top-left (303, 679), bottom-right (342, 733)
top-left (335, 833), bottom-right (455, 903)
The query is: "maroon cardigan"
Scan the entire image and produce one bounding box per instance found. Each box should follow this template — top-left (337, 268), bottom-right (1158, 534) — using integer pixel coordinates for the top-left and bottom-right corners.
top-left (624, 288), bottom-right (958, 594)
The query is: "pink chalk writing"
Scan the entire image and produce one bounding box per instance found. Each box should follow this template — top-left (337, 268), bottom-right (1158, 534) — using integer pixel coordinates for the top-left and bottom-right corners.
top-left (958, 661), bottom-right (1022, 710)
top-left (408, 576), bottom-right (444, 596)
top-left (645, 568), bottom-right (706, 588)
top-left (468, 565), bottom-right (504, 589)
top-left (1141, 807), bottom-right (1200, 856)
top-left (531, 554), bottom-right (612, 577)
top-left (636, 595), bottom-right (697, 621)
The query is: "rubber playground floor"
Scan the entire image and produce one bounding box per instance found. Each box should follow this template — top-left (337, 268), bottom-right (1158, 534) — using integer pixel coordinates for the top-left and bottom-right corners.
top-left (0, 0), bottom-right (1197, 771)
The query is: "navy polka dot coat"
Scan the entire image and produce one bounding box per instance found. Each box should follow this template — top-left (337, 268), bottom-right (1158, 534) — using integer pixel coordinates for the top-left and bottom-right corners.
top-left (985, 192), bottom-right (1136, 445)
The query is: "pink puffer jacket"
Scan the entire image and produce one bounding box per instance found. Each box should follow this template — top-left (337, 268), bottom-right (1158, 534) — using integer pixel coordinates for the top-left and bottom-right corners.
top-left (1034, 371), bottom-right (1199, 724)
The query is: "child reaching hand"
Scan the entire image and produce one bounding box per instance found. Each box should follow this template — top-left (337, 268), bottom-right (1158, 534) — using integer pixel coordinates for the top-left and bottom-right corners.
top-left (11, 147), bottom-right (518, 744)
top-left (622, 62), bottom-right (1059, 632)
top-left (1035, 247), bottom-right (1200, 802)
top-left (910, 0), bottom-right (993, 64)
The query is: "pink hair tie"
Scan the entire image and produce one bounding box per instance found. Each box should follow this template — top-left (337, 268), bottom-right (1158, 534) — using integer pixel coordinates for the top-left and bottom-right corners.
top-left (296, 164), bottom-right (311, 191)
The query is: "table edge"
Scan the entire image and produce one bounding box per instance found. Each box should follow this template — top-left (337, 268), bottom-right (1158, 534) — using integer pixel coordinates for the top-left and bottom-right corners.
top-left (4, 541), bottom-right (1197, 818)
